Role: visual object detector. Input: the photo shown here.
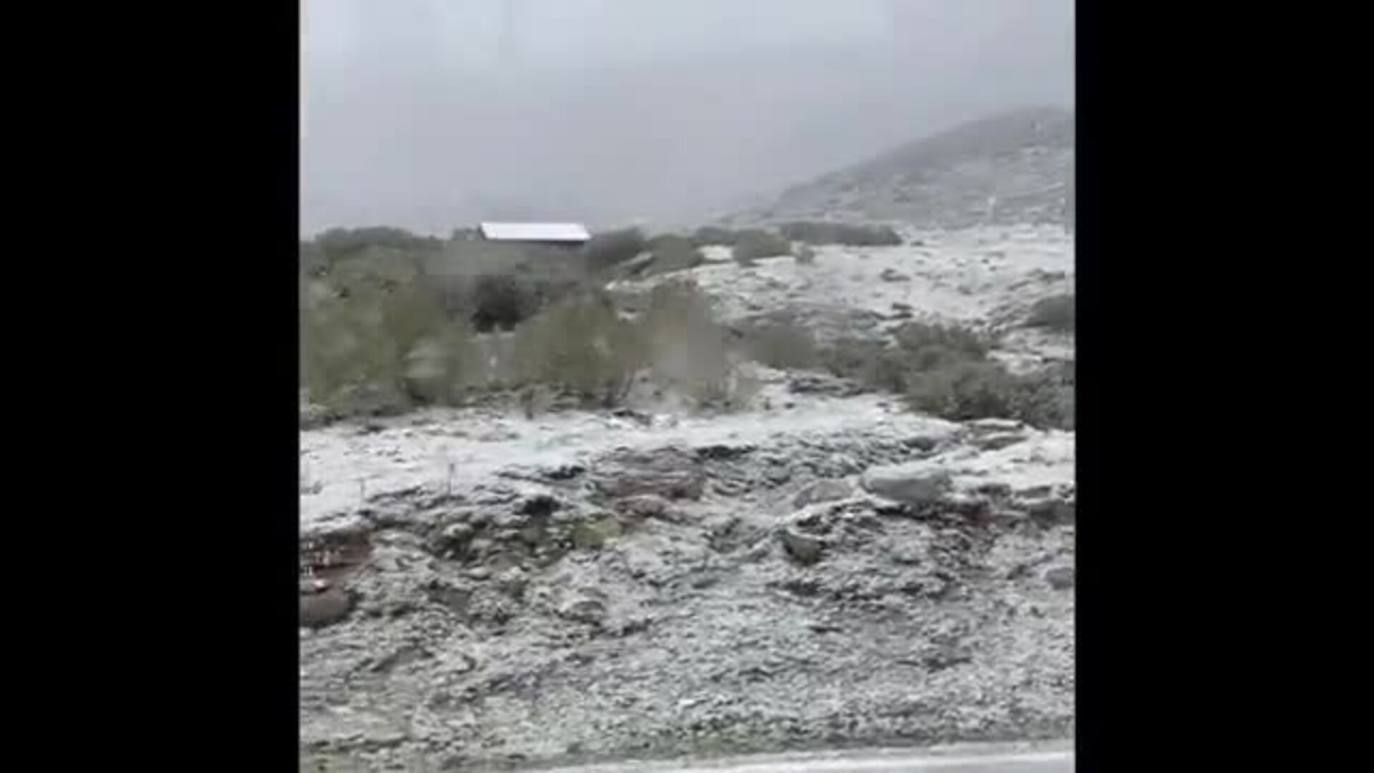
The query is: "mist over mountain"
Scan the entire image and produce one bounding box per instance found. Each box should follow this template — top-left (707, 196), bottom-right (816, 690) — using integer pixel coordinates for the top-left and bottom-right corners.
top-left (301, 0), bottom-right (1074, 236)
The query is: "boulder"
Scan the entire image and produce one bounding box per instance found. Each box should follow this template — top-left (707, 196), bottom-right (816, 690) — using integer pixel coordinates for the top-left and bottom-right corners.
top-left (591, 447), bottom-right (706, 501)
top-left (780, 528), bottom-right (825, 565)
top-left (793, 479), bottom-right (854, 509)
top-left (861, 463), bottom-right (953, 506)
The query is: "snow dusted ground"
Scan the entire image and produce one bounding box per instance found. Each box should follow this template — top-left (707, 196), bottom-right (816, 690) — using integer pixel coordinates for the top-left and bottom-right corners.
top-left (303, 223), bottom-right (1075, 532)
top-left (304, 383), bottom-right (943, 537)
top-left (616, 224), bottom-right (1074, 373)
top-left (299, 224), bottom-right (1075, 771)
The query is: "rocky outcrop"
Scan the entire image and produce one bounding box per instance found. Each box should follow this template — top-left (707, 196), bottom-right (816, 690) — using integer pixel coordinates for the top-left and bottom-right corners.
top-left (861, 466), bottom-right (953, 507)
top-left (792, 479), bottom-right (854, 508)
top-left (299, 412), bottom-right (1075, 770)
top-left (590, 446), bottom-right (707, 501)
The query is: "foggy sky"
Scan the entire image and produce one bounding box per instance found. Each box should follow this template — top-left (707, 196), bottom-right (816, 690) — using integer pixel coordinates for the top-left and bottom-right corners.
top-left (302, 0), bottom-right (1073, 236)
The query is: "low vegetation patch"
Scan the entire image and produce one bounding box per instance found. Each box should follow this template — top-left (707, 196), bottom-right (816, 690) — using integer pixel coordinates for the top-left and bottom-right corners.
top-left (778, 221), bottom-right (903, 246)
top-left (582, 228), bottom-right (647, 274)
top-left (690, 225), bottom-right (743, 246)
top-left (1023, 293), bottom-right (1075, 332)
top-left (315, 226), bottom-right (444, 263)
top-left (511, 291), bottom-right (644, 408)
top-left (639, 280), bottom-right (755, 409)
top-left (737, 318), bottom-right (820, 370)
top-left (732, 229), bottom-right (792, 265)
top-left (299, 226), bottom-right (1071, 430)
top-left (644, 234), bottom-right (706, 276)
top-left (300, 257), bottom-right (479, 418)
top-left (814, 321), bottom-right (1073, 429)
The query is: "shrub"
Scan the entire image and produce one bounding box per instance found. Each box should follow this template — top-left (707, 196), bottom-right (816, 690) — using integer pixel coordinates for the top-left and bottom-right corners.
top-left (904, 359), bottom-right (1074, 430)
top-left (582, 228), bottom-right (647, 273)
top-left (1009, 360), bottom-right (1075, 430)
top-left (511, 291), bottom-right (645, 407)
top-left (402, 324), bottom-right (481, 404)
top-left (690, 365), bottom-right (763, 412)
top-left (778, 221), bottom-right (903, 246)
top-left (903, 361), bottom-right (1023, 421)
top-left (812, 320), bottom-right (1072, 429)
top-left (1023, 294), bottom-right (1075, 332)
top-left (468, 273), bottom-right (539, 332)
top-left (690, 226), bottom-right (741, 246)
top-left (740, 320), bottom-right (819, 370)
top-left (301, 297), bottom-right (396, 413)
top-left (646, 235), bottom-right (706, 275)
top-left (423, 239), bottom-right (592, 330)
top-left (732, 229), bottom-right (791, 265)
top-left (793, 244), bottom-right (818, 266)
top-left (300, 241), bottom-right (327, 276)
top-left (326, 246), bottom-right (427, 291)
top-left (821, 338), bottom-right (909, 393)
top-left (638, 280), bottom-right (743, 408)
top-left (314, 226), bottom-right (442, 262)
top-left (301, 268), bottom-right (475, 415)
top-left (892, 321), bottom-right (990, 362)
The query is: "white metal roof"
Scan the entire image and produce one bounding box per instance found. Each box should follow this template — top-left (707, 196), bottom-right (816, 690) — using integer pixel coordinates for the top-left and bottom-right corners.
top-left (478, 222), bottom-right (591, 242)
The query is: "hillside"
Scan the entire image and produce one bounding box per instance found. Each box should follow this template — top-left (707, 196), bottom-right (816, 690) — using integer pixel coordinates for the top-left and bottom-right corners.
top-left (300, 222), bottom-right (1075, 770)
top-left (727, 107), bottom-right (1074, 231)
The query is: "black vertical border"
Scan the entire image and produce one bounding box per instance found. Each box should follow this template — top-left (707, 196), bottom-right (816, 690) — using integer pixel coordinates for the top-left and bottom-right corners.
top-left (57, 0), bottom-right (306, 763)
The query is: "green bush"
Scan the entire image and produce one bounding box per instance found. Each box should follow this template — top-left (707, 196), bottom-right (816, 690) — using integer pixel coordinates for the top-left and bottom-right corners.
top-left (646, 235), bottom-right (706, 275)
top-left (300, 241), bottom-right (327, 276)
top-left (904, 359), bottom-right (1074, 429)
top-left (892, 321), bottom-right (990, 361)
top-left (299, 233), bottom-right (783, 421)
top-left (638, 280), bottom-right (746, 408)
top-left (690, 226), bottom-right (742, 246)
top-left (582, 228), bottom-right (647, 273)
top-left (1024, 294), bottom-right (1075, 332)
top-left (778, 221), bottom-right (902, 246)
top-left (423, 240), bottom-right (592, 331)
top-left (403, 325), bottom-right (481, 404)
top-left (301, 267), bottom-right (476, 415)
top-left (468, 274), bottom-right (539, 332)
top-left (903, 360), bottom-right (1022, 421)
top-left (313, 226), bottom-right (443, 262)
top-left (740, 320), bottom-right (819, 370)
top-left (811, 320), bottom-right (1072, 429)
top-left (326, 246), bottom-right (427, 291)
top-left (511, 291), bottom-right (644, 407)
top-left (732, 229), bottom-right (791, 265)
top-left (1010, 360), bottom-right (1075, 430)
top-left (821, 338), bottom-right (909, 393)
